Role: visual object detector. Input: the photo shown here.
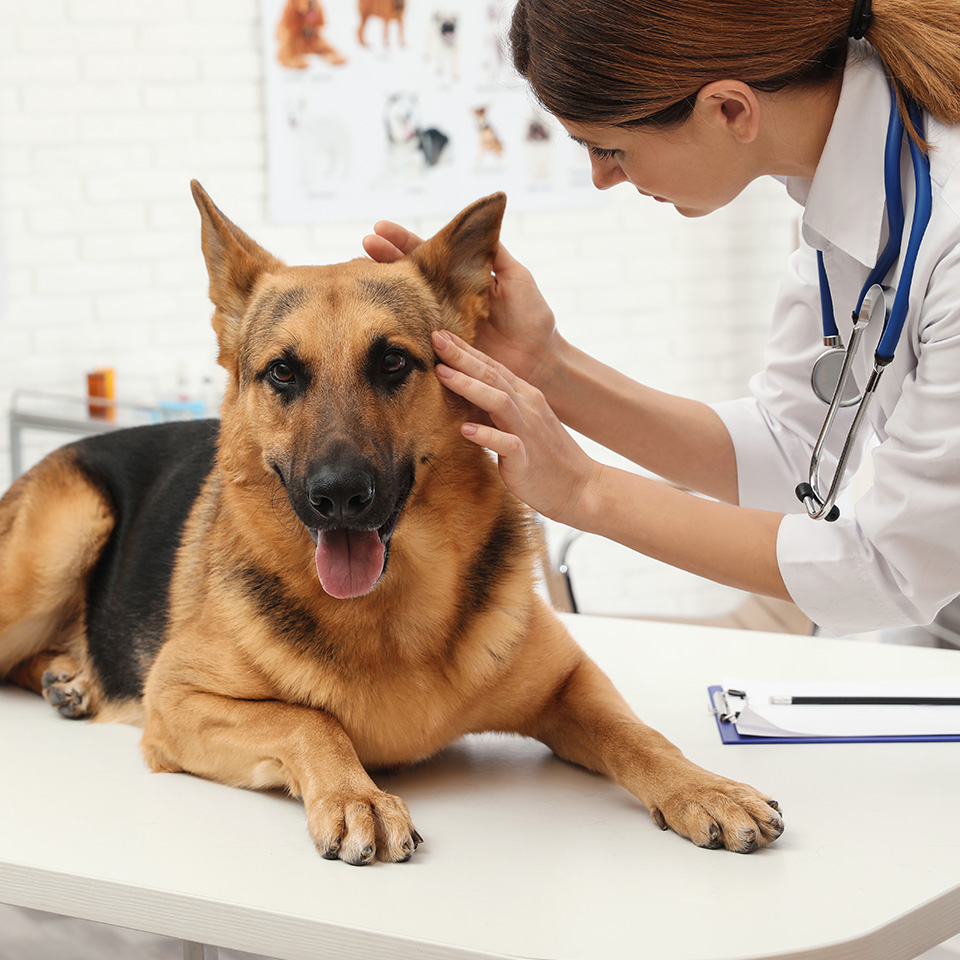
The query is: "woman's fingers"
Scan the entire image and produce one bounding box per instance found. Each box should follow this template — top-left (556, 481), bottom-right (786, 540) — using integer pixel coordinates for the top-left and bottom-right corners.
top-left (433, 330), bottom-right (522, 392)
top-left (362, 221), bottom-right (423, 262)
top-left (435, 361), bottom-right (519, 427)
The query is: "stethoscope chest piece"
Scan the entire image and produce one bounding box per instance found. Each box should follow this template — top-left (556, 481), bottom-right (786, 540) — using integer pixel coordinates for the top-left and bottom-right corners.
top-left (811, 347), bottom-right (862, 406)
top-left (810, 284), bottom-right (888, 407)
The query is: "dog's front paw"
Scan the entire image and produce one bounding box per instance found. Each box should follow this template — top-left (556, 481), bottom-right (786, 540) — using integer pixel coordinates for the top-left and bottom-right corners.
top-left (308, 790), bottom-right (422, 865)
top-left (647, 763), bottom-right (784, 854)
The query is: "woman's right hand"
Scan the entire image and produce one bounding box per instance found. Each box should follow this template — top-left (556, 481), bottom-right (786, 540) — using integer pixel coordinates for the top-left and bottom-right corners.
top-left (363, 222), bottom-right (559, 387)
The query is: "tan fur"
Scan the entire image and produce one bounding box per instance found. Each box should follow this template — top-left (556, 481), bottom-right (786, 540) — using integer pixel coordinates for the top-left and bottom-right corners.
top-left (0, 184), bottom-right (783, 862)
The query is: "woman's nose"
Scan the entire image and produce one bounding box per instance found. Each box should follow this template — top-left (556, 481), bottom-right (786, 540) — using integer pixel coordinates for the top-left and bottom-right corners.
top-left (590, 154), bottom-right (627, 190)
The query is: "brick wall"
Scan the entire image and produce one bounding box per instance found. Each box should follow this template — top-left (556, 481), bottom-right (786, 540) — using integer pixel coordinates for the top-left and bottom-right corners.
top-left (0, 0), bottom-right (799, 619)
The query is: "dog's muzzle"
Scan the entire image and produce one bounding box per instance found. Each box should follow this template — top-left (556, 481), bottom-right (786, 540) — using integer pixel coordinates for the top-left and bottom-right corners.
top-left (292, 460), bottom-right (414, 600)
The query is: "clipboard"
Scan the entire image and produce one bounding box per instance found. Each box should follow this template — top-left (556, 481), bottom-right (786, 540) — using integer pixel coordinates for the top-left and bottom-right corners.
top-left (707, 686), bottom-right (960, 745)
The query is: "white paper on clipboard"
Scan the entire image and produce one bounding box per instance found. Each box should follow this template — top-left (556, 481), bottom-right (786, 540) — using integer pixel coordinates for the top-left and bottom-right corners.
top-left (721, 679), bottom-right (960, 738)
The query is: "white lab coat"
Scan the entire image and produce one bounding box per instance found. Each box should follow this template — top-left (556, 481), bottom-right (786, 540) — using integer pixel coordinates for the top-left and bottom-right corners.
top-left (712, 42), bottom-right (960, 636)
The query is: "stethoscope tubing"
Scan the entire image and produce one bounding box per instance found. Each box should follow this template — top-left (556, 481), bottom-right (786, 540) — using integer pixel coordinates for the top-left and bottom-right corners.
top-left (799, 87), bottom-right (932, 521)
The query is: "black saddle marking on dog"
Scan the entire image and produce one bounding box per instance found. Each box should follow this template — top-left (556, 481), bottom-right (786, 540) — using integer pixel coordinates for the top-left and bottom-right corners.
top-left (236, 564), bottom-right (341, 667)
top-left (72, 420), bottom-right (220, 700)
top-left (447, 506), bottom-right (526, 653)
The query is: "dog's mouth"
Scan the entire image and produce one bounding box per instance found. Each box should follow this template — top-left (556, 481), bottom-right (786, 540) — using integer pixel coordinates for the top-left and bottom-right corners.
top-left (311, 468), bottom-right (414, 600)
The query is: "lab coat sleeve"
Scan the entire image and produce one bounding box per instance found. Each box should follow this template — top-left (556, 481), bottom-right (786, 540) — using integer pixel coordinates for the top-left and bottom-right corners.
top-left (714, 242), bottom-right (960, 635)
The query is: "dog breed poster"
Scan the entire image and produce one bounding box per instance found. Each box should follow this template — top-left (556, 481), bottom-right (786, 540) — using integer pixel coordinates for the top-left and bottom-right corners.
top-left (262, 0), bottom-right (598, 222)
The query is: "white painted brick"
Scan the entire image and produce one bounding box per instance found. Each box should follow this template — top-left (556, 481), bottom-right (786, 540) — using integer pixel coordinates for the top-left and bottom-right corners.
top-left (1, 112), bottom-right (81, 146)
top-left (0, 146), bottom-right (30, 178)
top-left (1, 267), bottom-right (34, 299)
top-left (29, 202), bottom-right (147, 237)
top-left (199, 52), bottom-right (263, 82)
top-left (81, 229), bottom-right (188, 263)
top-left (35, 261), bottom-right (153, 296)
top-left (2, 231), bottom-right (79, 267)
top-left (4, 293), bottom-right (95, 327)
top-left (0, 54), bottom-right (81, 83)
top-left (17, 23), bottom-right (138, 53)
top-left (0, 85), bottom-right (19, 115)
top-left (82, 52), bottom-right (200, 82)
top-left (80, 113), bottom-right (197, 144)
top-left (142, 81), bottom-right (260, 113)
top-left (139, 19), bottom-right (256, 51)
top-left (95, 289), bottom-right (190, 323)
top-left (68, 0), bottom-right (189, 21)
top-left (22, 83), bottom-right (141, 115)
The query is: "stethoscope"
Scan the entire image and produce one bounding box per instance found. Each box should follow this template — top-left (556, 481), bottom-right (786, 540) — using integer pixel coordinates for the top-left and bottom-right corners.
top-left (796, 85), bottom-right (932, 522)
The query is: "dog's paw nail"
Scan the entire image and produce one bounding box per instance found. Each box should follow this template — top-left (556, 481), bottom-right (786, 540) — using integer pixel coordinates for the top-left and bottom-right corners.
top-left (412, 830), bottom-right (424, 846)
top-left (41, 671), bottom-right (67, 691)
top-left (767, 799), bottom-right (781, 812)
top-left (320, 840), bottom-right (342, 860)
top-left (736, 829), bottom-right (759, 854)
top-left (650, 808), bottom-right (668, 831)
top-left (698, 822), bottom-right (724, 849)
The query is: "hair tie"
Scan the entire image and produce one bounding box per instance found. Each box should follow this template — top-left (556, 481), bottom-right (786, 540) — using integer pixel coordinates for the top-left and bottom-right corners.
top-left (848, 0), bottom-right (872, 39)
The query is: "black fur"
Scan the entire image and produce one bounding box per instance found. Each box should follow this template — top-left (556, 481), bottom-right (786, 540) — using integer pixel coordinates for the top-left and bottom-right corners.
top-left (72, 420), bottom-right (219, 700)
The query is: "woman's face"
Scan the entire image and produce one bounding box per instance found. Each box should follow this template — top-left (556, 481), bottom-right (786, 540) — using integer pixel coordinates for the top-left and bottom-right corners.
top-left (559, 109), bottom-right (758, 218)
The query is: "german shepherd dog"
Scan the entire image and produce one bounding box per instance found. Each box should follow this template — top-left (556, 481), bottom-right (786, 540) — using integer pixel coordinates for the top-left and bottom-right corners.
top-left (0, 184), bottom-right (783, 864)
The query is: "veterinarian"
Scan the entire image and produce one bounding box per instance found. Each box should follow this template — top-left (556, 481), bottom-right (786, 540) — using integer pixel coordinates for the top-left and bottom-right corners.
top-left (364, 0), bottom-right (960, 638)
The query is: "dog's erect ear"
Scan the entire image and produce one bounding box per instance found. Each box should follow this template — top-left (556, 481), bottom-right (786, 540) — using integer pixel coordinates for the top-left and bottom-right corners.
top-left (191, 180), bottom-right (284, 366)
top-left (408, 192), bottom-right (506, 340)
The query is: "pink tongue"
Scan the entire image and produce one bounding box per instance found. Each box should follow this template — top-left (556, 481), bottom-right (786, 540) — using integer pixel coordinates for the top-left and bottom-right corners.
top-left (315, 528), bottom-right (386, 599)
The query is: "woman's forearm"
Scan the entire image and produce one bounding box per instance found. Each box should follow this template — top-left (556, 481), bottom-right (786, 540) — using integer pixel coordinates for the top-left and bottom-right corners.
top-left (567, 464), bottom-right (790, 601)
top-left (537, 335), bottom-right (741, 504)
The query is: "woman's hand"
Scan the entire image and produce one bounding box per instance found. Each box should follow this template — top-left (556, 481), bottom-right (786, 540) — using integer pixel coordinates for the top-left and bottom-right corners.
top-left (432, 329), bottom-right (602, 525)
top-left (363, 222), bottom-right (560, 387)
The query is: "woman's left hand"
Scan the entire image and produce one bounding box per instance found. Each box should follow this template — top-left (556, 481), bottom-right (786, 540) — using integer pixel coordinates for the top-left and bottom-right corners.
top-left (432, 330), bottom-right (602, 525)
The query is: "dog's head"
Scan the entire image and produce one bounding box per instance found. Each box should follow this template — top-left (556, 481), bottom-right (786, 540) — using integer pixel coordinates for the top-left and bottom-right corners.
top-left (191, 181), bottom-right (505, 600)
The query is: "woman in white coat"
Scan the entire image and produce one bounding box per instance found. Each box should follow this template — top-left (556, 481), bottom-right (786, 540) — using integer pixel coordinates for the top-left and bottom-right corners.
top-left (364, 0), bottom-right (960, 638)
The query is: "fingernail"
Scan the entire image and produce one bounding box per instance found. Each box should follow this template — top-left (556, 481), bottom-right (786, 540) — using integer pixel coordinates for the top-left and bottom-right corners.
top-left (462, 423), bottom-right (478, 436)
top-left (433, 330), bottom-right (451, 350)
top-left (436, 364), bottom-right (454, 379)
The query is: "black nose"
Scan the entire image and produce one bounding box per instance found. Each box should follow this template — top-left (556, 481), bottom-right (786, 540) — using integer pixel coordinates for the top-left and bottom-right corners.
top-left (307, 464), bottom-right (375, 523)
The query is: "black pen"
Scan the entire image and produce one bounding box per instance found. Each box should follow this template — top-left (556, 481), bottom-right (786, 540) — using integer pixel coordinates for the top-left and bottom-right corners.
top-left (769, 695), bottom-right (960, 706)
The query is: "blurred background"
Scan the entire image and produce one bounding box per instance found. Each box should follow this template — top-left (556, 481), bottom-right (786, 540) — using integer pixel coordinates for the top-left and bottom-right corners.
top-left (0, 0), bottom-right (799, 623)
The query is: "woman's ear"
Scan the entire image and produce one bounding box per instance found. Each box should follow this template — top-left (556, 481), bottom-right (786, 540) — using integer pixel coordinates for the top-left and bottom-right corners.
top-left (695, 81), bottom-right (761, 144)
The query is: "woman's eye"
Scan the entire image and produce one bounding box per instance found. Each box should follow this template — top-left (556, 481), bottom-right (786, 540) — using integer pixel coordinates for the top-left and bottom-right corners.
top-left (588, 145), bottom-right (618, 161)
top-left (270, 361), bottom-right (295, 384)
top-left (382, 352), bottom-right (407, 376)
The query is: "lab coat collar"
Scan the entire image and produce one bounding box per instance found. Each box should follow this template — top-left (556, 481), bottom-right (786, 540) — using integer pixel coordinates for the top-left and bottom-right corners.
top-left (784, 43), bottom-right (892, 267)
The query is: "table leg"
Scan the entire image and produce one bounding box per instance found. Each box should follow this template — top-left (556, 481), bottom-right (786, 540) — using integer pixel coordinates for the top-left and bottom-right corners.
top-left (183, 941), bottom-right (220, 960)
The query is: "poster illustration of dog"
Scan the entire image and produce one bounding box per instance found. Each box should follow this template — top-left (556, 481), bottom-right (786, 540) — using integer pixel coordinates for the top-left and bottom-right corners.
top-left (263, 0), bottom-right (598, 221)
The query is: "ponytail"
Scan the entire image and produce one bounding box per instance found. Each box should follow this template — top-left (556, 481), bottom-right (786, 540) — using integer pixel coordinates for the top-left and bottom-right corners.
top-left (866, 0), bottom-right (960, 145)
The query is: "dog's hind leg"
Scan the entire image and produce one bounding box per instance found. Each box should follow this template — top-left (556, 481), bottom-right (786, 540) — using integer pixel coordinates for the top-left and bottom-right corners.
top-left (0, 450), bottom-right (112, 717)
top-left (6, 650), bottom-right (93, 718)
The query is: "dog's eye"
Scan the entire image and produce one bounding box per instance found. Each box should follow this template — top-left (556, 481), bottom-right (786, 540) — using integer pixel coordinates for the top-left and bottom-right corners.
top-left (269, 361), bottom-right (295, 385)
top-left (381, 352), bottom-right (407, 376)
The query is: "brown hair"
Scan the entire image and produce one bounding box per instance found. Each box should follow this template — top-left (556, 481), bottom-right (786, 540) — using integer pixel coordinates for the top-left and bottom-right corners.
top-left (509, 0), bottom-right (960, 145)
